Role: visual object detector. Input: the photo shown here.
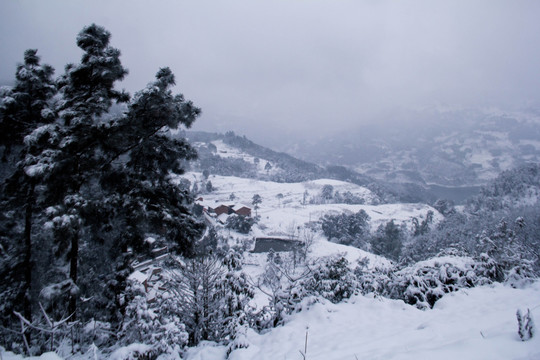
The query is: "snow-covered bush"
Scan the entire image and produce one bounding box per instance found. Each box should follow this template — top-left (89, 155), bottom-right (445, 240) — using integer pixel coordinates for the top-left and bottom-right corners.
top-left (505, 261), bottom-right (536, 288)
top-left (320, 210), bottom-right (370, 248)
top-left (120, 281), bottom-right (188, 358)
top-left (474, 219), bottom-right (538, 287)
top-left (302, 255), bottom-right (358, 303)
top-left (225, 215), bottom-right (256, 234)
top-left (516, 308), bottom-right (535, 341)
top-left (252, 251), bottom-right (312, 330)
top-left (109, 343), bottom-right (154, 360)
top-left (354, 258), bottom-right (393, 296)
top-left (388, 253), bottom-right (494, 309)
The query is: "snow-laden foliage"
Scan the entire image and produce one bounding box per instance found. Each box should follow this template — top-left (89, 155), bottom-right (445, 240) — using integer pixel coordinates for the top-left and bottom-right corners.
top-left (475, 219), bottom-right (537, 286)
top-left (370, 219), bottom-right (405, 261)
top-left (388, 252), bottom-right (494, 309)
top-left (302, 255), bottom-right (357, 303)
top-left (0, 24), bottom-right (204, 356)
top-left (469, 163), bottom-right (540, 212)
top-left (225, 215), bottom-right (256, 234)
top-left (354, 257), bottom-right (393, 296)
top-left (0, 49), bottom-right (56, 161)
top-left (517, 308), bottom-right (535, 341)
top-left (120, 281), bottom-right (188, 358)
top-left (108, 343), bottom-right (154, 360)
top-left (0, 48), bottom-right (58, 349)
top-left (163, 251), bottom-right (255, 349)
top-left (253, 251), bottom-right (311, 330)
top-left (320, 210), bottom-right (370, 247)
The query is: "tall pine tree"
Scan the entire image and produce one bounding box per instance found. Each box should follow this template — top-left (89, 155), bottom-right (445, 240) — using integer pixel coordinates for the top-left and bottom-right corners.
top-left (101, 67), bottom-right (204, 257)
top-left (0, 49), bottom-right (56, 340)
top-left (26, 24), bottom-right (129, 320)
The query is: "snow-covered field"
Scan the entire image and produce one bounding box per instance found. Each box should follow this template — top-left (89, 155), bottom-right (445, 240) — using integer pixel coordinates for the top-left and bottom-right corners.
top-left (186, 281), bottom-right (540, 360)
top-left (183, 172), bottom-right (442, 235)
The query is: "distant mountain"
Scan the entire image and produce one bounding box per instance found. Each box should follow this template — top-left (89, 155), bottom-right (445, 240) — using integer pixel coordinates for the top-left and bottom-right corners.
top-left (280, 107), bottom-right (540, 188)
top-left (185, 130), bottom-right (329, 183)
top-left (181, 130), bottom-right (473, 204)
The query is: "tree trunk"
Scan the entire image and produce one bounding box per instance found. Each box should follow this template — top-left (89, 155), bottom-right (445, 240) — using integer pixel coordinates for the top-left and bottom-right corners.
top-left (23, 180), bottom-right (35, 348)
top-left (68, 231), bottom-right (78, 320)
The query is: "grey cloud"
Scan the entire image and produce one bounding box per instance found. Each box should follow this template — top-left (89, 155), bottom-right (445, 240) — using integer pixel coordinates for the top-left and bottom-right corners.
top-left (1, 0), bottom-right (539, 146)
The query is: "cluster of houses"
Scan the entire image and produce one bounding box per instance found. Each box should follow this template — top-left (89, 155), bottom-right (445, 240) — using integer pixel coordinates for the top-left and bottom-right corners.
top-left (194, 198), bottom-right (252, 225)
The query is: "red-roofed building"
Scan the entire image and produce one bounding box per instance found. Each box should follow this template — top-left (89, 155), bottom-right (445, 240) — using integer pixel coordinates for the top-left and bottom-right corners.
top-left (235, 206), bottom-right (252, 217)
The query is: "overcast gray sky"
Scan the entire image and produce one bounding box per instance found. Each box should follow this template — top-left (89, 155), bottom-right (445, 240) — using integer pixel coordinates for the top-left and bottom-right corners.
top-left (1, 0), bottom-right (539, 145)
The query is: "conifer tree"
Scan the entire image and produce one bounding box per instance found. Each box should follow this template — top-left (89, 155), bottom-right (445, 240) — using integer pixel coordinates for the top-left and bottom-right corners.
top-left (25, 24), bottom-right (129, 320)
top-left (1, 24), bottom-right (205, 352)
top-left (252, 194), bottom-right (262, 216)
top-left (370, 220), bottom-right (404, 261)
top-left (0, 49), bottom-right (56, 163)
top-left (101, 67), bottom-right (204, 258)
top-left (0, 49), bottom-right (56, 338)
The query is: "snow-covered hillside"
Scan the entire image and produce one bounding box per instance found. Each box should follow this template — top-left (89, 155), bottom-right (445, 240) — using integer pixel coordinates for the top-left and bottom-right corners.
top-left (183, 172), bottom-right (441, 237)
top-left (208, 140), bottom-right (279, 175)
top-left (4, 164), bottom-right (538, 360)
top-left (186, 281), bottom-right (540, 360)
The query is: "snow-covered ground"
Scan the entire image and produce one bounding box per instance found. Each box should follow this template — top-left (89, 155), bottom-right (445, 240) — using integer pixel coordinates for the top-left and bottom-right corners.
top-left (186, 281), bottom-right (540, 360)
top-left (3, 282), bottom-right (538, 360)
top-left (3, 173), bottom-right (538, 360)
top-left (177, 172), bottom-right (540, 360)
top-left (210, 140), bottom-right (274, 174)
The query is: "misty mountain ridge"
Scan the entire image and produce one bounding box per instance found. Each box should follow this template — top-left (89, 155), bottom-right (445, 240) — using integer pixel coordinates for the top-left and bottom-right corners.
top-left (278, 107), bottom-right (540, 188)
top-left (184, 130), bottom-right (443, 204)
top-left (181, 128), bottom-right (539, 205)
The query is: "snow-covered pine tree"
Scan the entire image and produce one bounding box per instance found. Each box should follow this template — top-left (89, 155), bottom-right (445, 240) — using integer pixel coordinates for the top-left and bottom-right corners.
top-left (170, 256), bottom-right (224, 346)
top-left (0, 49), bottom-right (56, 164)
top-left (1, 23), bottom-right (205, 355)
top-left (101, 66), bottom-right (204, 258)
top-left (219, 249), bottom-right (254, 345)
top-left (120, 281), bottom-right (189, 358)
top-left (0, 49), bottom-right (57, 346)
top-left (32, 24), bottom-right (130, 321)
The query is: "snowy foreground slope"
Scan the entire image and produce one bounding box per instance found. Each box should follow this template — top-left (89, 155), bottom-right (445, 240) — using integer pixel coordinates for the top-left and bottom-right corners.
top-left (186, 281), bottom-right (540, 360)
top-left (3, 282), bottom-right (538, 360)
